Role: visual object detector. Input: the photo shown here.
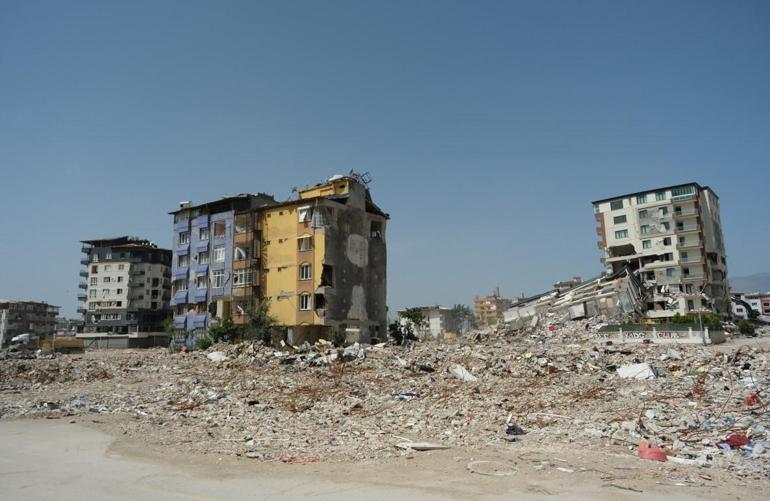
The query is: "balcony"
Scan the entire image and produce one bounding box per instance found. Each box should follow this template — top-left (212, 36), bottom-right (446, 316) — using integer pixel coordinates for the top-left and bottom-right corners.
top-left (80, 258), bottom-right (89, 266)
top-left (128, 281), bottom-right (144, 288)
top-left (673, 208), bottom-right (697, 218)
top-left (77, 293), bottom-right (87, 301)
top-left (81, 245), bottom-right (91, 253)
top-left (78, 282), bottom-right (88, 289)
top-left (232, 258), bottom-right (259, 270)
top-left (130, 269), bottom-right (145, 276)
top-left (173, 315), bottom-right (187, 329)
top-left (675, 223), bottom-right (699, 233)
top-left (677, 239), bottom-right (701, 250)
top-left (76, 307), bottom-right (87, 314)
top-left (671, 193), bottom-right (695, 202)
top-left (79, 270), bottom-right (89, 278)
top-left (679, 255), bottom-right (703, 264)
top-left (682, 272), bottom-right (705, 281)
top-left (234, 231), bottom-right (255, 245)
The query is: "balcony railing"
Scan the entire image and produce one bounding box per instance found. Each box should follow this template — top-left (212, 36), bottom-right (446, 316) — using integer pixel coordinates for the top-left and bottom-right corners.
top-left (673, 208), bottom-right (697, 218)
top-left (78, 282), bottom-right (87, 289)
top-left (679, 256), bottom-right (703, 264)
top-left (677, 239), bottom-right (701, 249)
top-left (675, 223), bottom-right (698, 232)
top-left (682, 272), bottom-right (705, 280)
top-left (79, 270), bottom-right (89, 278)
top-left (77, 293), bottom-right (87, 301)
top-left (671, 193), bottom-right (695, 201)
top-left (128, 281), bottom-right (144, 288)
top-left (80, 258), bottom-right (89, 265)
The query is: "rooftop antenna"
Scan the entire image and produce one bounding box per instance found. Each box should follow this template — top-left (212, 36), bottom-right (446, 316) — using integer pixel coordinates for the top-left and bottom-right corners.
top-left (347, 170), bottom-right (372, 186)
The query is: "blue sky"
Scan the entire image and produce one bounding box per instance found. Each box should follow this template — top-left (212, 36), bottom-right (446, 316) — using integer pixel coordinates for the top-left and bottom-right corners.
top-left (1, 0), bottom-right (768, 317)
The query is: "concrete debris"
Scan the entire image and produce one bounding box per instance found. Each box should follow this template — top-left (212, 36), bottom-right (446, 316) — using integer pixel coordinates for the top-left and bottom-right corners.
top-left (448, 364), bottom-right (477, 383)
top-left (467, 461), bottom-right (517, 476)
top-left (395, 441), bottom-right (450, 451)
top-left (1, 330), bottom-right (769, 484)
top-left (206, 352), bottom-right (229, 363)
top-left (617, 363), bottom-right (658, 380)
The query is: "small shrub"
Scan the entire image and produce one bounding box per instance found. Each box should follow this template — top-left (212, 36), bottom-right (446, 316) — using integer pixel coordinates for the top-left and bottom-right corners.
top-left (194, 336), bottom-right (212, 350)
top-left (331, 328), bottom-right (346, 347)
top-left (738, 320), bottom-right (756, 335)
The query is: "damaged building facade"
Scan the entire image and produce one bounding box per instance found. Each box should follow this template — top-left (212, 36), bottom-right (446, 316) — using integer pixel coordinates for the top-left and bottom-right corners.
top-left (0, 300), bottom-right (59, 348)
top-left (593, 183), bottom-right (730, 320)
top-left (170, 174), bottom-right (388, 345)
top-left (78, 237), bottom-right (172, 347)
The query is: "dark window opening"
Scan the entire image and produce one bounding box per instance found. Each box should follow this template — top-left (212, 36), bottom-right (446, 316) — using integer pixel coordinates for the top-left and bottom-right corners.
top-left (370, 220), bottom-right (383, 239)
top-left (321, 264), bottom-right (334, 287)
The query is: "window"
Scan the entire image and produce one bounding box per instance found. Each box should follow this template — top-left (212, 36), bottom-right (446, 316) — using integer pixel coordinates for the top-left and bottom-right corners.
top-left (663, 237), bottom-right (672, 246)
top-left (175, 279), bottom-right (187, 291)
top-left (90, 277), bottom-right (98, 286)
top-left (683, 267), bottom-right (690, 276)
top-left (233, 270), bottom-right (254, 287)
top-left (91, 265), bottom-right (98, 273)
top-left (299, 263), bottom-right (312, 280)
top-left (299, 293), bottom-right (311, 310)
top-left (196, 275), bottom-right (207, 289)
top-left (116, 276), bottom-right (123, 283)
top-left (672, 186), bottom-right (695, 197)
top-left (370, 221), bottom-right (383, 239)
top-left (88, 303), bottom-right (96, 311)
top-left (199, 227), bottom-right (210, 240)
top-left (152, 278), bottom-right (159, 287)
top-left (212, 270), bottom-right (224, 288)
top-left (102, 288), bottom-right (110, 296)
top-left (661, 222), bottom-right (670, 231)
top-left (214, 246), bottom-right (225, 262)
top-left (610, 200), bottom-right (623, 210)
top-left (178, 231), bottom-right (190, 245)
top-left (638, 209), bottom-right (648, 219)
top-left (178, 254), bottom-right (189, 267)
top-left (103, 276), bottom-right (111, 283)
top-left (104, 264), bottom-right (111, 271)
top-left (663, 253), bottom-right (674, 261)
top-left (666, 268), bottom-right (675, 277)
top-left (151, 302), bottom-right (158, 310)
top-left (234, 246), bottom-right (249, 260)
top-left (613, 215), bottom-right (627, 224)
top-left (198, 251), bottom-right (209, 264)
top-left (640, 225), bottom-right (651, 234)
top-left (655, 191), bottom-right (666, 201)
top-left (116, 288), bottom-right (123, 295)
top-left (636, 194), bottom-right (647, 204)
top-left (298, 206), bottom-right (313, 223)
top-left (118, 264), bottom-right (124, 270)
top-left (614, 229), bottom-right (628, 239)
top-left (642, 240), bottom-right (652, 249)
top-left (234, 214), bottom-right (251, 233)
top-left (321, 264), bottom-right (334, 286)
top-left (659, 207), bottom-right (668, 216)
top-left (687, 300), bottom-right (695, 310)
top-left (298, 236), bottom-right (313, 251)
top-left (213, 221), bottom-right (226, 238)
top-left (89, 289), bottom-right (96, 298)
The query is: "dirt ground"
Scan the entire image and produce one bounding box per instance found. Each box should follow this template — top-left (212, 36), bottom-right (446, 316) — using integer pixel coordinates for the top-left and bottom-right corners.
top-left (0, 418), bottom-right (764, 500)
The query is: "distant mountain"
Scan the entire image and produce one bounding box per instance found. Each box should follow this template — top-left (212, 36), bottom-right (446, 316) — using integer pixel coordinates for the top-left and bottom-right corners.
top-left (730, 273), bottom-right (770, 294)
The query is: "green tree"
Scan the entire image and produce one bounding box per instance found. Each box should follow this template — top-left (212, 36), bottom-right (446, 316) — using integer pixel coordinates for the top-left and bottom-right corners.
top-left (449, 304), bottom-right (476, 333)
top-left (242, 299), bottom-right (282, 345)
top-left (400, 307), bottom-right (427, 331)
top-left (738, 320), bottom-right (756, 335)
top-left (208, 316), bottom-right (241, 343)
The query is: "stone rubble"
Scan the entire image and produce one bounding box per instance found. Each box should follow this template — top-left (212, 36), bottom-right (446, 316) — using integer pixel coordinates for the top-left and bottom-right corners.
top-left (0, 320), bottom-right (768, 483)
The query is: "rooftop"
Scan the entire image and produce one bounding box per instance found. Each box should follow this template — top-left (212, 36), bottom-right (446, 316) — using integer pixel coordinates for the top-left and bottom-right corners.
top-left (591, 182), bottom-right (717, 205)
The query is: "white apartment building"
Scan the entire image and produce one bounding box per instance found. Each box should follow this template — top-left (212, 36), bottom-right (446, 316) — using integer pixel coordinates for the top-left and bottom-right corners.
top-left (79, 237), bottom-right (172, 337)
top-left (593, 183), bottom-right (729, 320)
top-left (397, 306), bottom-right (461, 339)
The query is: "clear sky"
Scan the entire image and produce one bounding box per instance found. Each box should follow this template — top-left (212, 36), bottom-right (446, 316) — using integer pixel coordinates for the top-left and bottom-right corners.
top-left (1, 0), bottom-right (768, 317)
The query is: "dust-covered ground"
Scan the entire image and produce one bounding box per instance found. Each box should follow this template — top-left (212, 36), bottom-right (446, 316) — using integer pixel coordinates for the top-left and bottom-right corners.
top-left (1, 326), bottom-right (769, 498)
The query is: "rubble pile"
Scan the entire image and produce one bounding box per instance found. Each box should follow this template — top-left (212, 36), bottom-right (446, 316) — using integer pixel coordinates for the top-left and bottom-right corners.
top-left (1, 330), bottom-right (768, 481)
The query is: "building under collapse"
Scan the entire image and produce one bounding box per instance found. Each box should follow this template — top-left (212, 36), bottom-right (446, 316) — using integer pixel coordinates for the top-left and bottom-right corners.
top-left (170, 174), bottom-right (388, 345)
top-left (592, 182), bottom-right (730, 320)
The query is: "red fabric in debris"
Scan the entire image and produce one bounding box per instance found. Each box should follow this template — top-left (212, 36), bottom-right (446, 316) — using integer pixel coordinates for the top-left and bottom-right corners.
top-left (638, 443), bottom-right (667, 462)
top-left (721, 433), bottom-right (750, 448)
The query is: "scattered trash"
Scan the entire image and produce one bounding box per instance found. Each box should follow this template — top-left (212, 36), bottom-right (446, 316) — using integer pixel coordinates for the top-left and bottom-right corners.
top-left (638, 442), bottom-right (667, 462)
top-left (745, 394), bottom-right (760, 406)
top-left (448, 364), bottom-right (477, 383)
top-left (395, 441), bottom-right (450, 451)
top-left (721, 433), bottom-right (750, 449)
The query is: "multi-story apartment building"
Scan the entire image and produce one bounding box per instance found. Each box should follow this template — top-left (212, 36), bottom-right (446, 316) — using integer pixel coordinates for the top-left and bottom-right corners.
top-left (397, 306), bottom-right (461, 339)
top-left (731, 292), bottom-right (770, 320)
top-left (474, 288), bottom-right (512, 327)
top-left (593, 182), bottom-right (729, 320)
top-left (78, 236), bottom-right (172, 346)
top-left (0, 300), bottom-right (59, 347)
top-left (170, 174), bottom-right (389, 344)
top-left (169, 194), bottom-right (276, 333)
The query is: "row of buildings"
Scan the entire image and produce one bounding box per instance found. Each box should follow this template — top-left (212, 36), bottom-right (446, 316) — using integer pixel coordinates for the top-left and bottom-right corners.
top-left (76, 174), bottom-right (389, 346)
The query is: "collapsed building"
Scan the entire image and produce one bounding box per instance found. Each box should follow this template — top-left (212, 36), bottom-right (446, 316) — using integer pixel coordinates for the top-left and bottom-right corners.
top-left (592, 182), bottom-right (730, 320)
top-left (502, 268), bottom-right (644, 328)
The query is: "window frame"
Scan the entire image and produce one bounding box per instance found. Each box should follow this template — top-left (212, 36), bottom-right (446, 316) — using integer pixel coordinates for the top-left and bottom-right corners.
top-left (614, 229), bottom-right (628, 239)
top-left (299, 293), bottom-right (312, 311)
top-left (299, 263), bottom-right (312, 280)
